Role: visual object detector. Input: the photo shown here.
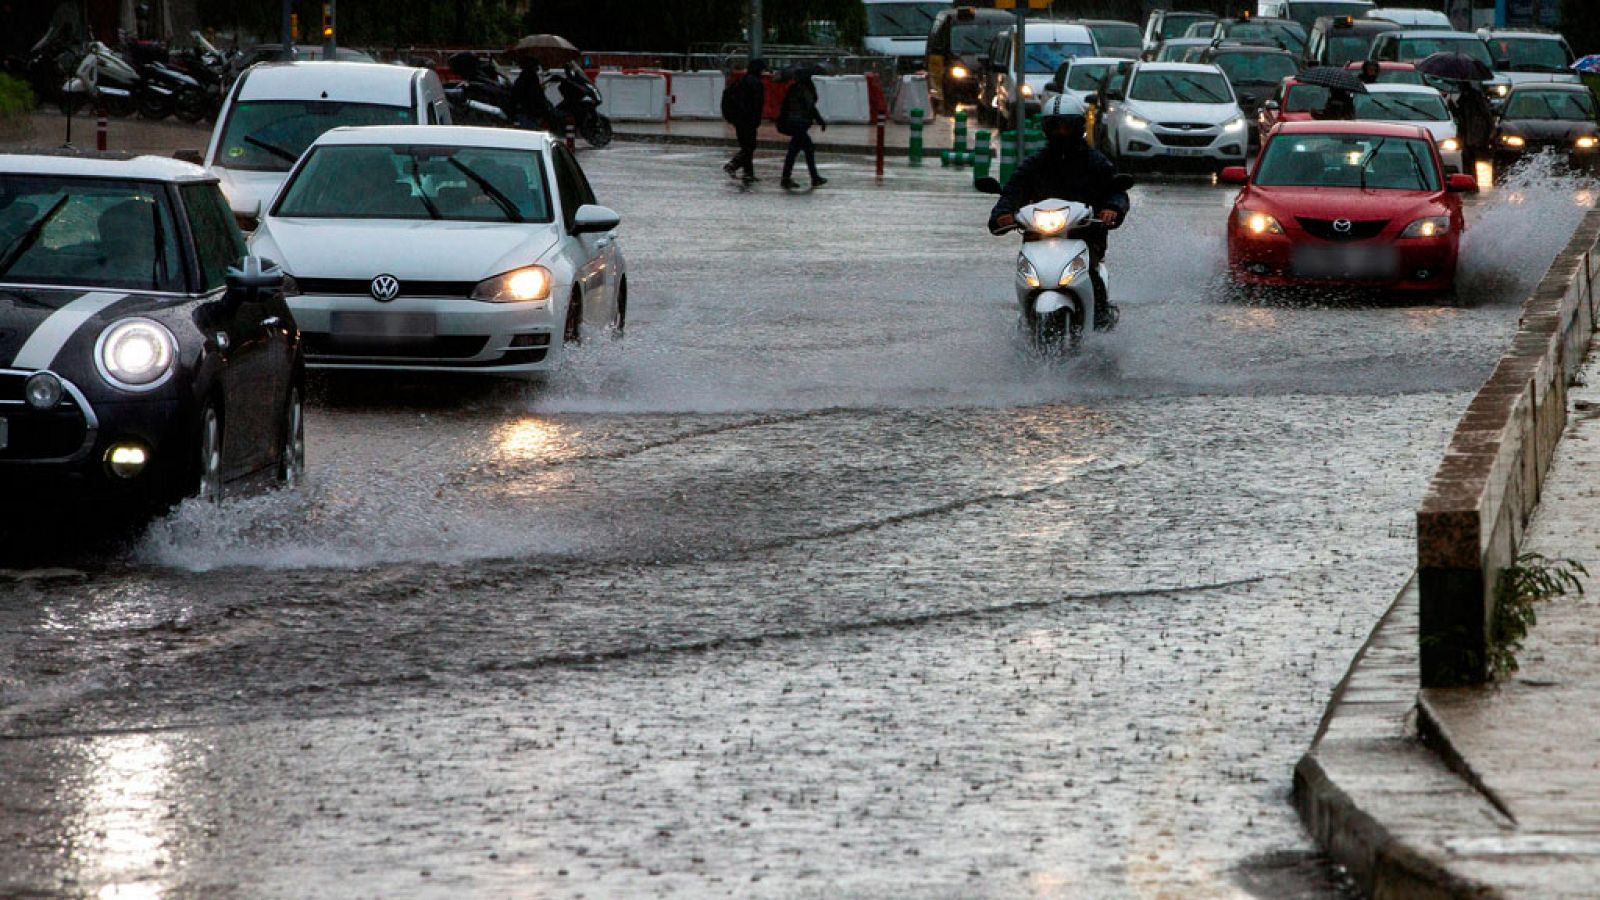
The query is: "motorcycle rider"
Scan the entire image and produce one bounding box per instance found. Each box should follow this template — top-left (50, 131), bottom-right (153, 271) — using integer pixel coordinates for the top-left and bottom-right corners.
top-left (988, 94), bottom-right (1130, 330)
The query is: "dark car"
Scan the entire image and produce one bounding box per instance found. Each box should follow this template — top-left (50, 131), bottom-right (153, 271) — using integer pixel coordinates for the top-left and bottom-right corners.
top-left (926, 7), bottom-right (1012, 116)
top-left (0, 152), bottom-right (304, 509)
top-left (1185, 17), bottom-right (1307, 54)
top-left (1303, 15), bottom-right (1399, 67)
top-left (1493, 83), bottom-right (1600, 172)
top-left (1075, 19), bottom-right (1143, 59)
top-left (1198, 45), bottom-right (1301, 144)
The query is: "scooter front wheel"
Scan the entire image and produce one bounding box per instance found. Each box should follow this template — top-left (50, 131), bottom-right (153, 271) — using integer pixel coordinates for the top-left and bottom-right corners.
top-left (1029, 309), bottom-right (1082, 357)
top-left (580, 114), bottom-right (613, 148)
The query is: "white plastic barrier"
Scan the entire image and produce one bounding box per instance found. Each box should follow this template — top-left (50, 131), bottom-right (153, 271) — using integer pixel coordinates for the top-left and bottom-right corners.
top-left (596, 72), bottom-right (668, 121)
top-left (813, 75), bottom-right (872, 125)
top-left (893, 73), bottom-right (931, 123)
top-left (670, 70), bottom-right (726, 120)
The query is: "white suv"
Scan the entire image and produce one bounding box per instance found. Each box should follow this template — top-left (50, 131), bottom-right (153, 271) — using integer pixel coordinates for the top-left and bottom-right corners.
top-left (1100, 62), bottom-right (1248, 168)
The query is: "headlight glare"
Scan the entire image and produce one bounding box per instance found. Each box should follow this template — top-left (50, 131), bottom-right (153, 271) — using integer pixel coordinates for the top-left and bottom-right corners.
top-left (1440, 138), bottom-right (1460, 153)
top-left (950, 64), bottom-right (970, 80)
top-left (1401, 216), bottom-right (1450, 238)
top-left (472, 266), bottom-right (552, 304)
top-left (96, 318), bottom-right (175, 391)
top-left (1502, 134), bottom-right (1525, 148)
top-left (1126, 114), bottom-right (1149, 130)
top-left (1577, 136), bottom-right (1598, 150)
top-left (1032, 209), bottom-right (1068, 236)
top-left (1021, 83), bottom-right (1034, 98)
top-left (1223, 115), bottom-right (1246, 134)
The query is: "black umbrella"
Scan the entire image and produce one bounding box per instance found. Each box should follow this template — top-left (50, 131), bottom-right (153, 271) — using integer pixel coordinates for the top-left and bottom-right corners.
top-left (1415, 51), bottom-right (1493, 83)
top-left (1296, 66), bottom-right (1369, 94)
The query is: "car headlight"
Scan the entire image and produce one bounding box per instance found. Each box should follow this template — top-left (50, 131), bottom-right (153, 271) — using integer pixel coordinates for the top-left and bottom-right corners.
top-left (950, 64), bottom-right (969, 80)
top-left (1492, 83), bottom-right (1510, 98)
top-left (1440, 138), bottom-right (1460, 153)
top-left (1237, 209), bottom-right (1284, 236)
top-left (1222, 115), bottom-right (1246, 134)
top-left (1501, 134), bottom-right (1525, 148)
top-left (1401, 216), bottom-right (1450, 238)
top-left (1577, 136), bottom-right (1599, 150)
top-left (1058, 253), bottom-right (1089, 286)
top-left (471, 266), bottom-right (552, 304)
top-left (1018, 256), bottom-right (1041, 288)
top-left (1021, 83), bottom-right (1035, 98)
top-left (1032, 209), bottom-right (1068, 236)
top-left (1125, 114), bottom-right (1149, 130)
top-left (96, 318), bottom-right (176, 391)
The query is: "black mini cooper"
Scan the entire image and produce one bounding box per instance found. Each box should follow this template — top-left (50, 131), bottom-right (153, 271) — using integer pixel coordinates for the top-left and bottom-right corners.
top-left (0, 151), bottom-right (304, 508)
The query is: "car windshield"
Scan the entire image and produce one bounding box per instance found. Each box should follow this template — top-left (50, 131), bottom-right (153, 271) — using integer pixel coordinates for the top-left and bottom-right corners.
top-left (866, 2), bottom-right (945, 38)
top-left (0, 176), bottom-right (183, 292)
top-left (215, 100), bottom-right (415, 172)
top-left (274, 144), bottom-right (554, 222)
top-left (1025, 42), bottom-right (1096, 74)
top-left (1486, 37), bottom-right (1573, 73)
top-left (1503, 90), bottom-right (1596, 121)
top-left (1286, 2), bottom-right (1375, 32)
top-left (1067, 63), bottom-right (1114, 91)
top-left (1354, 90), bottom-right (1449, 121)
top-left (1129, 70), bottom-right (1232, 103)
top-left (1156, 42), bottom-right (1203, 62)
top-left (1212, 52), bottom-right (1299, 85)
top-left (1285, 83), bottom-right (1332, 112)
top-left (1372, 67), bottom-right (1425, 84)
top-left (1161, 14), bottom-right (1213, 39)
top-left (1393, 36), bottom-right (1494, 66)
top-left (952, 21), bottom-right (1001, 54)
top-left (1089, 23), bottom-right (1141, 48)
top-left (1256, 133), bottom-right (1441, 189)
top-left (1327, 34), bottom-right (1378, 65)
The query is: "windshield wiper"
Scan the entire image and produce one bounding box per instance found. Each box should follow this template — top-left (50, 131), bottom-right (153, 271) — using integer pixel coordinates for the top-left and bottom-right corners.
top-left (243, 134), bottom-right (300, 163)
top-left (448, 158), bottom-right (524, 222)
top-left (1180, 76), bottom-right (1226, 102)
top-left (1359, 138), bottom-right (1387, 190)
top-left (0, 195), bottom-right (68, 276)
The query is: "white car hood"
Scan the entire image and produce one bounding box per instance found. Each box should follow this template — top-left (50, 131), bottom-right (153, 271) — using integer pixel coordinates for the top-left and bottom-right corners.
top-left (1125, 100), bottom-right (1239, 125)
top-left (213, 167), bottom-right (290, 217)
top-left (252, 218), bottom-right (561, 280)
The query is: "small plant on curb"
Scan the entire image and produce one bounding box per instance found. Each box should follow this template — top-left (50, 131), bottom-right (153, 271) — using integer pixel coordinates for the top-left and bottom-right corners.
top-left (1490, 552), bottom-right (1588, 679)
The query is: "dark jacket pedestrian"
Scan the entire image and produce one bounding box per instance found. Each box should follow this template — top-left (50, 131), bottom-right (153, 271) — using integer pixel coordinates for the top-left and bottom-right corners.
top-left (722, 59), bottom-right (766, 182)
top-left (1316, 87), bottom-right (1356, 120)
top-left (512, 61), bottom-right (552, 130)
top-left (777, 70), bottom-right (828, 189)
top-left (1452, 82), bottom-right (1495, 169)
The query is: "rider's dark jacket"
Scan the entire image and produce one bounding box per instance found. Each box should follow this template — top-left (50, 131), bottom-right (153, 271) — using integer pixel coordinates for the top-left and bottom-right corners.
top-left (988, 140), bottom-right (1130, 234)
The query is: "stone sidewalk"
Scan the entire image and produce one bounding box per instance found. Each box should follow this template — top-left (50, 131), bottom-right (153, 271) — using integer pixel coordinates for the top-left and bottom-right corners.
top-left (1298, 348), bottom-right (1600, 898)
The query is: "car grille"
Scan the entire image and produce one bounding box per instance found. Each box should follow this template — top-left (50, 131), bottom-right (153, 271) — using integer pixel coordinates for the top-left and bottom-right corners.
top-left (1296, 218), bottom-right (1390, 241)
top-left (1158, 122), bottom-right (1210, 130)
top-left (1155, 133), bottom-right (1215, 147)
top-left (296, 278), bottom-right (479, 298)
top-left (0, 372), bottom-right (90, 461)
top-left (303, 334), bottom-right (490, 359)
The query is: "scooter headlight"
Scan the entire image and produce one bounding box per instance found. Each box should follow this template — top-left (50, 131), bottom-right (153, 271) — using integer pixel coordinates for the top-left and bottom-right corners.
top-left (1058, 254), bottom-right (1089, 286)
top-left (1032, 209), bottom-right (1068, 236)
top-left (96, 318), bottom-right (176, 391)
top-left (1018, 256), bottom-right (1041, 288)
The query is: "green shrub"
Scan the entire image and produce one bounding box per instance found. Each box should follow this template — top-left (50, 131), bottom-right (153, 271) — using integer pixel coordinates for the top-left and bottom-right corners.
top-left (0, 74), bottom-right (36, 136)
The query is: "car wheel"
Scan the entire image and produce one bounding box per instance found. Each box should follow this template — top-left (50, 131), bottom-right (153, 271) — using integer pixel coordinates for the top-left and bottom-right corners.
top-left (276, 382), bottom-right (305, 487)
top-left (196, 399), bottom-right (223, 503)
top-left (563, 290), bottom-right (583, 345)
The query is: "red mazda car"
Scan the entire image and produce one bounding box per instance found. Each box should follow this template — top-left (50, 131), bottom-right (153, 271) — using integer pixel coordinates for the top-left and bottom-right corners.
top-left (1222, 120), bottom-right (1476, 295)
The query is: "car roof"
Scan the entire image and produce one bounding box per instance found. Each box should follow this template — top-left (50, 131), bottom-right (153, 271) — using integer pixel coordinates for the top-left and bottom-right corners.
top-left (1277, 120), bottom-right (1430, 138)
top-left (1207, 45), bottom-right (1296, 56)
top-left (1507, 82), bottom-right (1589, 93)
top-left (1363, 83), bottom-right (1442, 94)
top-left (1135, 62), bottom-right (1224, 73)
top-left (1074, 19), bottom-right (1138, 27)
top-left (309, 124), bottom-right (556, 150)
top-left (1479, 29), bottom-right (1564, 39)
top-left (1344, 60), bottom-right (1418, 68)
top-left (1020, 22), bottom-right (1095, 41)
top-left (1066, 56), bottom-right (1127, 67)
top-left (237, 61), bottom-right (420, 104)
top-left (0, 150), bottom-right (215, 183)
top-left (1388, 30), bottom-right (1481, 39)
top-left (1315, 16), bottom-right (1399, 32)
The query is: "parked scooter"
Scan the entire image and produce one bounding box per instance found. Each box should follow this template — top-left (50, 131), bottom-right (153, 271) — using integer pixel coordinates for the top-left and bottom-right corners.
top-left (124, 37), bottom-right (202, 120)
top-left (445, 52), bottom-right (515, 125)
top-left (977, 174), bottom-right (1133, 354)
top-left (60, 42), bottom-right (138, 118)
top-left (546, 63), bottom-right (612, 147)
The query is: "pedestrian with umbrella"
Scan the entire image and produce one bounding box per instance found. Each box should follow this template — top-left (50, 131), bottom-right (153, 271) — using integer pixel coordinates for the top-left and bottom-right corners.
top-left (509, 34), bottom-right (581, 131)
top-left (1296, 66), bottom-right (1368, 120)
top-left (1418, 53), bottom-right (1495, 174)
top-left (1572, 54), bottom-right (1600, 110)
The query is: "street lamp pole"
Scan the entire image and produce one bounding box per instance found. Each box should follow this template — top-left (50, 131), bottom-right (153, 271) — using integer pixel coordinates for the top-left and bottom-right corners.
top-left (750, 0), bottom-right (763, 61)
top-left (281, 0), bottom-right (293, 52)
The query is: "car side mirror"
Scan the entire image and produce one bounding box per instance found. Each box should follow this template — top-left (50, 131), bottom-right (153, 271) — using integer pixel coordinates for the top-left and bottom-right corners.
top-left (974, 176), bottom-right (1002, 195)
top-left (571, 204), bottom-right (620, 234)
top-left (225, 255), bottom-right (284, 301)
top-left (1219, 166), bottom-right (1250, 185)
top-left (173, 148), bottom-right (203, 164)
top-left (1446, 173), bottom-right (1478, 193)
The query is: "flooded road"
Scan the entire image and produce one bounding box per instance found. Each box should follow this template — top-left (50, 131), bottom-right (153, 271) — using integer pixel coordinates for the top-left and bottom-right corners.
top-left (1, 146), bottom-right (1591, 897)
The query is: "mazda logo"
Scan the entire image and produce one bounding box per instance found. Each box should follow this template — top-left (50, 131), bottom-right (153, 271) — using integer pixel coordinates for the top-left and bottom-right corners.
top-left (1332, 219), bottom-right (1353, 233)
top-left (370, 274), bottom-right (400, 302)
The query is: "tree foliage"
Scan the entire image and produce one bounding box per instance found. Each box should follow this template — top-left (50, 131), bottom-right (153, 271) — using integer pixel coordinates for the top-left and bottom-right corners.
top-left (1565, 0), bottom-right (1600, 56)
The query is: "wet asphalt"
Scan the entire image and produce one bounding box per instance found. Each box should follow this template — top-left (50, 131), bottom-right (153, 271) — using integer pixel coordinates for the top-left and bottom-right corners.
top-left (1, 145), bottom-right (1593, 898)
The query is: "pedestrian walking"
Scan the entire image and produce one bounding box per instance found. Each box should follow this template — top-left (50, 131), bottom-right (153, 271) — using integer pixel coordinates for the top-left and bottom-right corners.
top-left (721, 59), bottom-right (766, 184)
top-left (1451, 80), bottom-right (1494, 174)
top-left (777, 69), bottom-right (828, 190)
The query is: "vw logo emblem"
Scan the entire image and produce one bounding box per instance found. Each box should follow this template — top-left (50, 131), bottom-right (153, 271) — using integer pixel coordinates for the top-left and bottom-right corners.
top-left (1332, 219), bottom-right (1353, 233)
top-left (370, 274), bottom-right (400, 302)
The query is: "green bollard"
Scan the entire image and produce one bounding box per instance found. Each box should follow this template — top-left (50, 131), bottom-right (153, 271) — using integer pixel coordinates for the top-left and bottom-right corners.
top-left (953, 110), bottom-right (969, 159)
top-left (999, 129), bottom-right (1017, 183)
top-left (909, 108), bottom-right (925, 167)
top-left (941, 149), bottom-right (952, 167)
top-left (1026, 125), bottom-right (1044, 157)
top-left (974, 128), bottom-right (992, 182)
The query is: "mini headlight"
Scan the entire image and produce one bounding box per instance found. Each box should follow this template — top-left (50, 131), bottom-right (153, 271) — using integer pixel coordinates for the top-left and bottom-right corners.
top-left (1032, 209), bottom-right (1068, 235)
top-left (1501, 134), bottom-right (1526, 148)
top-left (1577, 136), bottom-right (1599, 150)
top-left (1238, 209), bottom-right (1284, 236)
top-left (24, 372), bottom-right (63, 409)
top-left (96, 318), bottom-right (175, 391)
top-left (1018, 256), bottom-right (1041, 288)
top-left (950, 64), bottom-right (970, 80)
top-left (1401, 216), bottom-right (1450, 239)
top-left (471, 266), bottom-right (552, 304)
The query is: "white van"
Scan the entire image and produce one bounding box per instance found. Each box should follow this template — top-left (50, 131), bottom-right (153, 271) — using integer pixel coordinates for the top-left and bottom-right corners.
top-left (1256, 0), bottom-right (1376, 32)
top-left (983, 21), bottom-right (1099, 127)
top-left (203, 61), bottom-right (450, 228)
top-left (862, 0), bottom-right (948, 65)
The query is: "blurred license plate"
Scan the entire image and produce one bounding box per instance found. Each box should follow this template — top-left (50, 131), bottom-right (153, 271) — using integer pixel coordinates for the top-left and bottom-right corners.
top-left (331, 312), bottom-right (436, 337)
top-left (1293, 246), bottom-right (1398, 280)
top-left (1165, 147), bottom-right (1206, 157)
top-left (0, 417), bottom-right (7, 451)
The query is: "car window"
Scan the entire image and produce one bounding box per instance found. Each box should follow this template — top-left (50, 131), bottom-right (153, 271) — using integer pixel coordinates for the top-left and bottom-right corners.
top-left (1487, 37), bottom-right (1573, 74)
top-left (1129, 70), bottom-right (1232, 103)
top-left (1354, 91), bottom-right (1449, 121)
top-left (0, 176), bottom-right (182, 292)
top-left (1067, 62), bottom-right (1113, 92)
top-left (1504, 90), bottom-right (1596, 121)
top-left (274, 144), bottom-right (554, 223)
top-left (180, 183), bottom-right (248, 291)
top-left (1374, 68), bottom-right (1425, 84)
top-left (1326, 34), bottom-right (1374, 64)
top-left (1285, 83), bottom-right (1331, 112)
top-left (550, 145), bottom-right (593, 227)
top-left (1256, 134), bottom-right (1440, 190)
top-left (214, 100), bottom-right (416, 172)
top-left (1211, 52), bottom-right (1299, 85)
top-left (1024, 42), bottom-right (1097, 75)
top-left (1089, 23), bottom-right (1141, 48)
top-left (1393, 37), bottom-right (1493, 66)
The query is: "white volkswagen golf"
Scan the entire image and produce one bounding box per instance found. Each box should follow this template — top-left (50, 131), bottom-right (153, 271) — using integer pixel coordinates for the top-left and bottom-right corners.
top-left (248, 125), bottom-right (625, 377)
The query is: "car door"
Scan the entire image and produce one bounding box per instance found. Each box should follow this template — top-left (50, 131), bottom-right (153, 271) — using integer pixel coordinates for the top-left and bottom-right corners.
top-left (550, 145), bottom-right (611, 329)
top-left (181, 181), bottom-right (279, 477)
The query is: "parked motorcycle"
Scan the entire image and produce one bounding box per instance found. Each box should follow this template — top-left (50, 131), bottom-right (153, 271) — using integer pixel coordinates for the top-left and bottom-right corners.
top-left (445, 52), bottom-right (516, 125)
top-left (546, 63), bottom-right (612, 147)
top-left (977, 174), bottom-right (1133, 355)
top-left (60, 42), bottom-right (138, 118)
top-left (125, 39), bottom-right (204, 121)
top-left (167, 33), bottom-right (232, 122)
top-left (6, 25), bottom-right (77, 108)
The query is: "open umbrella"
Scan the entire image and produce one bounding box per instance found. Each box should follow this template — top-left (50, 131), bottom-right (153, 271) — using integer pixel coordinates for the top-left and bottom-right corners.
top-left (1296, 66), bottom-right (1369, 94)
top-left (1572, 54), bottom-right (1600, 75)
top-left (510, 34), bottom-right (580, 68)
top-left (1416, 51), bottom-right (1493, 83)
